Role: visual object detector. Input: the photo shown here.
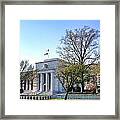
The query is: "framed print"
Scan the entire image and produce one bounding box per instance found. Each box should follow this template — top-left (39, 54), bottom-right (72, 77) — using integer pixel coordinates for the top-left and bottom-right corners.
top-left (0, 0), bottom-right (119, 119)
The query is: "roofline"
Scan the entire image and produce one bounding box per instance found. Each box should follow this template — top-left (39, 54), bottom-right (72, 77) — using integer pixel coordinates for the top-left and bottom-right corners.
top-left (35, 58), bottom-right (100, 65)
top-left (35, 58), bottom-right (60, 64)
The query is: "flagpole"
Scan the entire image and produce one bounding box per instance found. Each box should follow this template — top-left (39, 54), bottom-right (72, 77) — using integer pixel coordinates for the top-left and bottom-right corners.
top-left (44, 49), bottom-right (49, 59)
top-left (48, 53), bottom-right (49, 59)
top-left (47, 49), bottom-right (49, 59)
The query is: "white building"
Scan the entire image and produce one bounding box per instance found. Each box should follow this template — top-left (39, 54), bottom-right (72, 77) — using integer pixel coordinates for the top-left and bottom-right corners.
top-left (35, 58), bottom-right (65, 95)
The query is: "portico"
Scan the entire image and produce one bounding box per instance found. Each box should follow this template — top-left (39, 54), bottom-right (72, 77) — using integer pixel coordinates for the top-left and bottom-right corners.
top-left (38, 71), bottom-right (54, 94)
top-left (35, 58), bottom-right (65, 95)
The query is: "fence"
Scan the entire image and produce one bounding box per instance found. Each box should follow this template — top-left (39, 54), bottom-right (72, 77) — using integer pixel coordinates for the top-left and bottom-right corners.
top-left (20, 95), bottom-right (52, 100)
top-left (20, 94), bottom-right (100, 100)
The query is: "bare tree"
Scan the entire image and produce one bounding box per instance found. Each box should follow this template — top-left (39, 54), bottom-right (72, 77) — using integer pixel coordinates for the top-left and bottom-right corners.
top-left (57, 26), bottom-right (100, 92)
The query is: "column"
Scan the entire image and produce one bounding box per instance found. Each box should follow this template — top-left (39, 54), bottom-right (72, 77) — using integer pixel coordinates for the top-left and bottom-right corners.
top-left (40, 73), bottom-right (42, 92)
top-left (38, 74), bottom-right (40, 90)
top-left (26, 80), bottom-right (28, 90)
top-left (50, 72), bottom-right (53, 94)
top-left (20, 80), bottom-right (23, 89)
top-left (29, 80), bottom-right (31, 90)
top-left (46, 73), bottom-right (48, 92)
top-left (48, 73), bottom-right (50, 91)
top-left (24, 80), bottom-right (26, 90)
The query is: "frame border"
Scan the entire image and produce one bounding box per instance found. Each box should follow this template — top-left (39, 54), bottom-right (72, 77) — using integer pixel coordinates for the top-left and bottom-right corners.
top-left (0, 0), bottom-right (119, 119)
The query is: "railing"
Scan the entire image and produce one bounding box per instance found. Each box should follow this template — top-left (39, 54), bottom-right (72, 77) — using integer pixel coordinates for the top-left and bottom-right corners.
top-left (52, 94), bottom-right (100, 99)
top-left (20, 94), bottom-right (100, 100)
top-left (20, 95), bottom-right (52, 100)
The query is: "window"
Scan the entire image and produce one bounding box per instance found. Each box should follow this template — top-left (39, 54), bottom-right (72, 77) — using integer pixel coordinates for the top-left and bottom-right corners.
top-left (44, 64), bottom-right (48, 69)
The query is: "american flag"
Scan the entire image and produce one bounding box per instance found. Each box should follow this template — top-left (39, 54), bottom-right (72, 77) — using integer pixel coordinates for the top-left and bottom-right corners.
top-left (44, 49), bottom-right (49, 55)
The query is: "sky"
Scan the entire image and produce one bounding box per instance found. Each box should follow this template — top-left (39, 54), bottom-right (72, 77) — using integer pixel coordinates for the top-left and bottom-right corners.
top-left (20, 20), bottom-right (100, 64)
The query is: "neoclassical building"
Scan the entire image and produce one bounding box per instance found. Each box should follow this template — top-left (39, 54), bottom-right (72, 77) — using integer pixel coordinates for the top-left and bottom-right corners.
top-left (35, 58), bottom-right (65, 95)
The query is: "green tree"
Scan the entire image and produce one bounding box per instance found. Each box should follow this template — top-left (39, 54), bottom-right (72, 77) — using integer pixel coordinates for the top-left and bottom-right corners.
top-left (57, 61), bottom-right (89, 100)
top-left (89, 63), bottom-right (100, 76)
top-left (57, 26), bottom-right (100, 92)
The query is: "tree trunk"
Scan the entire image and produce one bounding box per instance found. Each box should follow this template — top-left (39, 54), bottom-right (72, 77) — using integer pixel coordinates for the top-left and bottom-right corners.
top-left (81, 81), bottom-right (84, 93)
top-left (64, 92), bottom-right (69, 100)
top-left (81, 71), bottom-right (84, 93)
